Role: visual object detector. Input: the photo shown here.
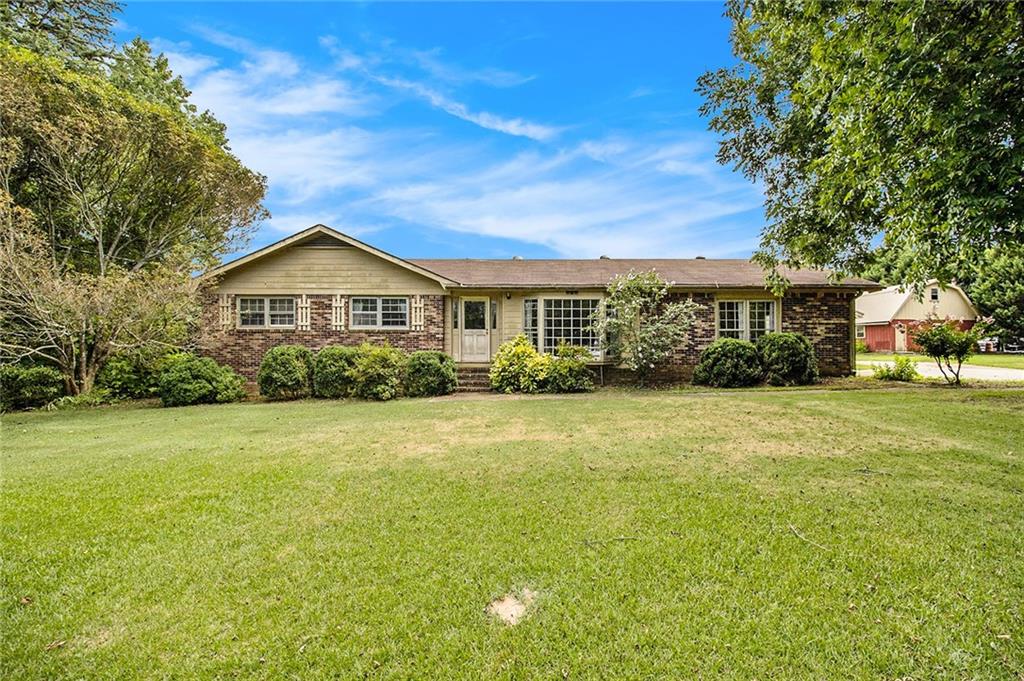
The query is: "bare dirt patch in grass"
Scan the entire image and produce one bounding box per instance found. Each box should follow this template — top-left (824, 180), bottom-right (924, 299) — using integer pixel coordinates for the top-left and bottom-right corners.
top-left (486, 588), bottom-right (538, 625)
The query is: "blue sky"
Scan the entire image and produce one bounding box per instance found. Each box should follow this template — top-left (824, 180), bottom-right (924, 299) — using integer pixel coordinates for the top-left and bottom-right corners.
top-left (117, 2), bottom-right (763, 260)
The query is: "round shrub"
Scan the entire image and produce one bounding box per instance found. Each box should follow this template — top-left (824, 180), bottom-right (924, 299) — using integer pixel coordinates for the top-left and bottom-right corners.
top-left (757, 332), bottom-right (819, 386)
top-left (258, 345), bottom-right (313, 400)
top-left (546, 344), bottom-right (594, 393)
top-left (692, 338), bottom-right (762, 388)
top-left (0, 365), bottom-right (65, 411)
top-left (158, 355), bottom-right (246, 407)
top-left (404, 351), bottom-right (457, 397)
top-left (348, 343), bottom-right (408, 401)
top-left (490, 335), bottom-right (546, 394)
top-left (313, 346), bottom-right (361, 398)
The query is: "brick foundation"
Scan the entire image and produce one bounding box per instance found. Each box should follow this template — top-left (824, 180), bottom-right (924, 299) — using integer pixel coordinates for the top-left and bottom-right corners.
top-left (199, 293), bottom-right (445, 380)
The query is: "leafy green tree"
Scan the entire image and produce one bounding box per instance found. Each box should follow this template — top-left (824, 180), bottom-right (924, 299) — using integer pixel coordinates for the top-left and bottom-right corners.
top-left (1, 45), bottom-right (267, 274)
top-left (110, 37), bottom-right (228, 147)
top-left (861, 243), bottom-right (978, 295)
top-left (698, 1), bottom-right (1024, 290)
top-left (0, 45), bottom-right (267, 392)
top-left (0, 0), bottom-right (119, 69)
top-left (971, 246), bottom-right (1024, 342)
top-left (591, 270), bottom-right (700, 386)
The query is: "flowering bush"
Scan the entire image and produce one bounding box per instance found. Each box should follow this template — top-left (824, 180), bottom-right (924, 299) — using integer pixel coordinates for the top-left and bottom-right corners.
top-left (911, 320), bottom-right (984, 385)
top-left (590, 269), bottom-right (700, 386)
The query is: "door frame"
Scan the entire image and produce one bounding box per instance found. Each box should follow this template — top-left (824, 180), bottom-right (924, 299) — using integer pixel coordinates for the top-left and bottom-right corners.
top-left (460, 296), bottom-right (491, 362)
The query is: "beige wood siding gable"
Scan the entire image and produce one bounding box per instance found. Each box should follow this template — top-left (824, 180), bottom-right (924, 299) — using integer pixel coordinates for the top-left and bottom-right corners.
top-left (214, 245), bottom-right (447, 295)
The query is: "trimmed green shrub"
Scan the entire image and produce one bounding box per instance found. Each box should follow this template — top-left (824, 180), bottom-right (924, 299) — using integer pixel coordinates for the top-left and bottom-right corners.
top-left (757, 332), bottom-right (819, 386)
top-left (97, 350), bottom-right (185, 399)
top-left (49, 388), bottom-right (116, 410)
top-left (692, 338), bottom-right (762, 387)
top-left (872, 355), bottom-right (920, 382)
top-left (546, 344), bottom-right (594, 393)
top-left (0, 365), bottom-right (65, 411)
top-left (404, 351), bottom-right (457, 397)
top-left (158, 355), bottom-right (246, 407)
top-left (348, 343), bottom-right (408, 401)
top-left (258, 345), bottom-right (313, 399)
top-left (313, 346), bottom-right (361, 398)
top-left (490, 335), bottom-right (549, 394)
top-left (855, 339), bottom-right (869, 354)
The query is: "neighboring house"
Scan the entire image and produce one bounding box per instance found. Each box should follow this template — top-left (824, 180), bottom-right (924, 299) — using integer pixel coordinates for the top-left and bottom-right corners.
top-left (855, 280), bottom-right (978, 352)
top-left (201, 225), bottom-right (879, 381)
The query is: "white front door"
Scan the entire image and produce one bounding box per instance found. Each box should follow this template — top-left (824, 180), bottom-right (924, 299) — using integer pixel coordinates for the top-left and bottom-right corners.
top-left (895, 323), bottom-right (907, 352)
top-left (461, 298), bottom-right (490, 362)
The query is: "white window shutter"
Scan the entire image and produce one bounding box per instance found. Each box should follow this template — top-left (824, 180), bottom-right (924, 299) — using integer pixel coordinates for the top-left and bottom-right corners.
top-left (219, 294), bottom-right (232, 330)
top-left (297, 294), bottom-right (311, 331)
top-left (331, 295), bottom-right (345, 330)
top-left (411, 295), bottom-right (425, 330)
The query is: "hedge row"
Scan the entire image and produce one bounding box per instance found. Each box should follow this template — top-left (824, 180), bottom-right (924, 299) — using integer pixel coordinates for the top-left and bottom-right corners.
top-left (258, 344), bottom-right (457, 401)
top-left (693, 332), bottom-right (819, 388)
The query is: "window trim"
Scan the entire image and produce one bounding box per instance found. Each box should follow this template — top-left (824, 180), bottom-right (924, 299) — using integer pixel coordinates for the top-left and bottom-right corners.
top-left (856, 324), bottom-right (866, 339)
top-left (349, 295), bottom-right (410, 331)
top-left (236, 296), bottom-right (296, 329)
top-left (930, 287), bottom-right (940, 302)
top-left (714, 299), bottom-right (779, 342)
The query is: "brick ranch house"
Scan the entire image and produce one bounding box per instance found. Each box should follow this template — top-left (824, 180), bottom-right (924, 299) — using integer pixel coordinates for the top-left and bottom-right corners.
top-left (855, 280), bottom-right (978, 353)
top-left (200, 225), bottom-right (880, 382)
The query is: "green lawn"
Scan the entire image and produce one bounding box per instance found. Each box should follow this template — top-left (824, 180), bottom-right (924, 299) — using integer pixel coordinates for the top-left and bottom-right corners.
top-left (3, 389), bottom-right (1023, 679)
top-left (860, 351), bottom-right (1024, 370)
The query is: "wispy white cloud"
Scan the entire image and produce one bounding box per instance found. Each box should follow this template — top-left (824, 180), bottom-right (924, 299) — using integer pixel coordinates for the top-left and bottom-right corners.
top-left (628, 85), bottom-right (657, 99)
top-left (363, 135), bottom-right (762, 258)
top-left (374, 75), bottom-right (559, 141)
top-left (157, 28), bottom-right (761, 258)
top-left (409, 47), bottom-right (534, 87)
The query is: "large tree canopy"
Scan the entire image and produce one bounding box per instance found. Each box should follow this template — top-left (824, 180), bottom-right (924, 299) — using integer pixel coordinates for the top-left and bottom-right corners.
top-left (1, 45), bottom-right (267, 274)
top-left (0, 45), bottom-right (267, 392)
top-left (0, 0), bottom-right (119, 69)
top-left (971, 245), bottom-right (1024, 342)
top-left (698, 0), bottom-right (1024, 289)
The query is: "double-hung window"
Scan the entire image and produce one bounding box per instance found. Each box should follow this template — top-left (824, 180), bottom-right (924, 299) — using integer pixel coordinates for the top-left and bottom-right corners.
top-left (350, 296), bottom-right (408, 329)
top-left (542, 298), bottom-right (601, 355)
top-left (237, 297), bottom-right (295, 328)
top-left (717, 300), bottom-right (776, 342)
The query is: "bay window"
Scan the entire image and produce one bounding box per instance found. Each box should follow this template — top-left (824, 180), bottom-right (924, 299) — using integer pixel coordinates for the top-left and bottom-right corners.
top-left (351, 296), bottom-right (408, 329)
top-left (237, 297), bottom-right (295, 328)
top-left (716, 300), bottom-right (777, 342)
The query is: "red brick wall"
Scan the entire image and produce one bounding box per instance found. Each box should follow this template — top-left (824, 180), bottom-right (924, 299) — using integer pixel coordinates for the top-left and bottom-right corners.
top-left (200, 289), bottom-right (855, 384)
top-left (780, 291), bottom-right (855, 376)
top-left (602, 290), bottom-right (855, 385)
top-left (199, 293), bottom-right (445, 379)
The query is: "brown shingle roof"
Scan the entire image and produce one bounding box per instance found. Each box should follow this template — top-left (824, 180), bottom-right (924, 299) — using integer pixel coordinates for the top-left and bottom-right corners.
top-left (409, 258), bottom-right (878, 290)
